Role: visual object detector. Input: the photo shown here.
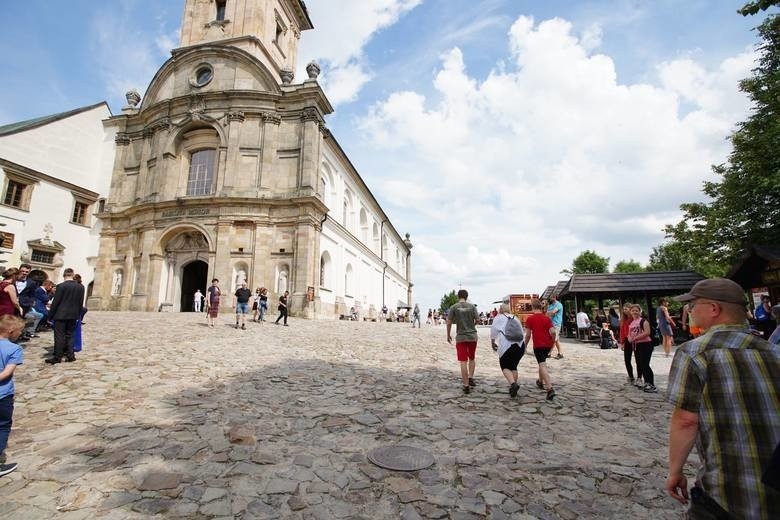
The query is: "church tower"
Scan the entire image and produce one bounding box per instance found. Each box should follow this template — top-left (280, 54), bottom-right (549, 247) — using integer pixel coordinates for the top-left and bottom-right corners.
top-left (178, 0), bottom-right (313, 84)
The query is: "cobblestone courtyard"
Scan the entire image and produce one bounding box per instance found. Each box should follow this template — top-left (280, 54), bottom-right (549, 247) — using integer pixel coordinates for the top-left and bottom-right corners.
top-left (1, 312), bottom-right (690, 519)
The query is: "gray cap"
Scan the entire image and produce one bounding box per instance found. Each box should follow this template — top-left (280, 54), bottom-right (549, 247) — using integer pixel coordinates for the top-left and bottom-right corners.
top-left (674, 278), bottom-right (747, 305)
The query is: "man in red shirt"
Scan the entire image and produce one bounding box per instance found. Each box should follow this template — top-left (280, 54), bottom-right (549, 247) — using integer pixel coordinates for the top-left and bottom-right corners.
top-left (523, 298), bottom-right (557, 400)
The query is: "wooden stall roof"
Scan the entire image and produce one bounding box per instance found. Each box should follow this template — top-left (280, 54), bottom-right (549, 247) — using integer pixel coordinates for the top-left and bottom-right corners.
top-left (727, 244), bottom-right (780, 287)
top-left (540, 285), bottom-right (556, 299)
top-left (558, 271), bottom-right (705, 296)
top-left (551, 280), bottom-right (568, 297)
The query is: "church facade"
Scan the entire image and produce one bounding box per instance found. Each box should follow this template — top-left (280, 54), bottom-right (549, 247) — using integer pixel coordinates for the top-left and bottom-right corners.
top-left (87, 0), bottom-right (412, 318)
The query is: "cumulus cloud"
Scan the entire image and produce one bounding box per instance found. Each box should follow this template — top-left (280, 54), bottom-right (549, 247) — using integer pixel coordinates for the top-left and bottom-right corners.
top-left (357, 15), bottom-right (754, 306)
top-left (298, 0), bottom-right (422, 105)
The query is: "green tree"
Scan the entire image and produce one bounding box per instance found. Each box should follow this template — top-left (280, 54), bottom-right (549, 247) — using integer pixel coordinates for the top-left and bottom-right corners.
top-left (647, 224), bottom-right (726, 277)
top-left (561, 250), bottom-right (610, 275)
top-left (659, 2), bottom-right (780, 268)
top-left (613, 259), bottom-right (644, 273)
top-left (440, 290), bottom-right (458, 312)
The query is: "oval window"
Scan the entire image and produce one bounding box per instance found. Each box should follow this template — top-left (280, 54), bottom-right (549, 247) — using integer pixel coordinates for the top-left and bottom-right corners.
top-left (195, 67), bottom-right (213, 86)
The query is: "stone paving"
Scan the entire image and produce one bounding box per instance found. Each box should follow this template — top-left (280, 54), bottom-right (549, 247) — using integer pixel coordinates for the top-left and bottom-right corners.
top-left (0, 312), bottom-right (692, 519)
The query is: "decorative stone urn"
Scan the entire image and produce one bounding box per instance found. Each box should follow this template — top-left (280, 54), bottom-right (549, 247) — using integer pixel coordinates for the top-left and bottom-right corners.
top-left (125, 89), bottom-right (141, 107)
top-left (306, 61), bottom-right (321, 80)
top-left (280, 67), bottom-right (294, 85)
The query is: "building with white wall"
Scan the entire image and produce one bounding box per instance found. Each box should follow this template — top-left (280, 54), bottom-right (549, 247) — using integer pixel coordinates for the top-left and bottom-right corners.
top-left (0, 103), bottom-right (115, 288)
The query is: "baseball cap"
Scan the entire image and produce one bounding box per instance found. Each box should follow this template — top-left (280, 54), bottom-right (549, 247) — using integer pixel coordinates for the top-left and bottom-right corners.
top-left (674, 278), bottom-right (747, 305)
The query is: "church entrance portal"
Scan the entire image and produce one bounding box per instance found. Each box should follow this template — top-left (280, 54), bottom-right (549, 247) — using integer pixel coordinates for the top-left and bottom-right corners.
top-left (181, 260), bottom-right (208, 312)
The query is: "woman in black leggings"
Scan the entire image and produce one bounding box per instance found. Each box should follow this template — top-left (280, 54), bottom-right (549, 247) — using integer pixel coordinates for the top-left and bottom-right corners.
top-left (627, 304), bottom-right (656, 393)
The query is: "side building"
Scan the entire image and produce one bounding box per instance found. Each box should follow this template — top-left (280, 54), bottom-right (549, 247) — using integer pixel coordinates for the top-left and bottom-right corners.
top-left (0, 102), bottom-right (115, 288)
top-left (87, 0), bottom-right (412, 318)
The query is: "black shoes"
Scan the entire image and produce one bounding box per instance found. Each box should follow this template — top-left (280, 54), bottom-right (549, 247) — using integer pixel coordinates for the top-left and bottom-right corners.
top-left (65, 356), bottom-right (76, 362)
top-left (546, 388), bottom-right (556, 401)
top-left (536, 379), bottom-right (544, 390)
top-left (241, 323), bottom-right (246, 330)
top-left (45, 358), bottom-right (61, 364)
top-left (0, 463), bottom-right (18, 477)
top-left (462, 385), bottom-right (470, 394)
top-left (468, 378), bottom-right (476, 387)
top-left (509, 382), bottom-right (519, 398)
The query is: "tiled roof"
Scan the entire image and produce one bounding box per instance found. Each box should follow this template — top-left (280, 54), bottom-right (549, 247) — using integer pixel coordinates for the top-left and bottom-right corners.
top-left (559, 271), bottom-right (705, 296)
top-left (0, 102), bottom-right (108, 137)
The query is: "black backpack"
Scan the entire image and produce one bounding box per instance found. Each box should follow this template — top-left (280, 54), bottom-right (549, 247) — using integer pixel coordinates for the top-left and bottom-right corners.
top-left (640, 318), bottom-right (661, 347)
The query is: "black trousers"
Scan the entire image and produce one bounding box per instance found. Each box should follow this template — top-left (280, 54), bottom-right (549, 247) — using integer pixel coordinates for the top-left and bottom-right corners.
top-left (53, 319), bottom-right (76, 359)
top-left (623, 343), bottom-right (634, 379)
top-left (635, 341), bottom-right (654, 386)
top-left (275, 308), bottom-right (288, 325)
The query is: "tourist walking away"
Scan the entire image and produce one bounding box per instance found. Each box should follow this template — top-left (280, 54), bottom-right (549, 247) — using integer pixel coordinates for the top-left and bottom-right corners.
top-left (657, 297), bottom-right (676, 356)
top-left (258, 287), bottom-right (269, 322)
top-left (755, 294), bottom-right (774, 340)
top-left (619, 304), bottom-right (639, 385)
top-left (576, 308), bottom-right (590, 340)
top-left (490, 303), bottom-right (526, 397)
top-left (524, 298), bottom-right (557, 400)
top-left (275, 291), bottom-right (289, 326)
top-left (547, 295), bottom-right (564, 359)
top-left (251, 288), bottom-right (260, 321)
top-left (666, 278), bottom-right (780, 519)
top-left (599, 322), bottom-right (616, 349)
top-left (0, 315), bottom-right (24, 477)
top-left (628, 304), bottom-right (656, 392)
top-left (426, 309), bottom-right (433, 325)
top-left (15, 264), bottom-right (41, 341)
top-left (446, 289), bottom-right (479, 394)
top-left (233, 282), bottom-right (252, 329)
top-left (46, 268), bottom-right (84, 364)
top-left (608, 306), bottom-right (621, 340)
top-left (0, 269), bottom-right (23, 320)
top-left (411, 304), bottom-right (421, 328)
top-left (193, 289), bottom-right (203, 313)
top-left (769, 305), bottom-right (780, 345)
top-left (206, 279), bottom-right (221, 327)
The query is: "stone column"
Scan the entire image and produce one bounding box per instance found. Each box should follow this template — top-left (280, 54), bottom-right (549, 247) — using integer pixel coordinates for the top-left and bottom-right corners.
top-left (403, 233), bottom-right (414, 307)
top-left (289, 215), bottom-right (319, 318)
top-left (223, 112), bottom-right (245, 191)
top-left (147, 254), bottom-right (165, 311)
top-left (214, 221), bottom-right (233, 311)
top-left (87, 234), bottom-right (117, 310)
top-left (299, 108), bottom-right (322, 191)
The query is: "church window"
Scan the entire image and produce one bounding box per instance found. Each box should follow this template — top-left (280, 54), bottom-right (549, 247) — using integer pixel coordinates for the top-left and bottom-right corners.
top-left (31, 249), bottom-right (54, 264)
top-left (0, 232), bottom-right (14, 249)
top-left (187, 149), bottom-right (216, 196)
top-left (71, 200), bottom-right (90, 226)
top-left (3, 179), bottom-right (28, 209)
top-left (215, 0), bottom-right (227, 21)
top-left (345, 264), bottom-right (353, 297)
top-left (320, 252), bottom-right (331, 289)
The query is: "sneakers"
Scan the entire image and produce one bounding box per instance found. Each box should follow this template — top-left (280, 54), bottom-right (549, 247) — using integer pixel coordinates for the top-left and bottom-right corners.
top-left (509, 382), bottom-right (519, 398)
top-left (554, 354), bottom-right (564, 360)
top-left (462, 385), bottom-right (470, 394)
top-left (235, 323), bottom-right (240, 329)
top-left (634, 378), bottom-right (644, 388)
top-left (0, 463), bottom-right (18, 477)
top-left (627, 376), bottom-right (635, 385)
top-left (468, 378), bottom-right (476, 387)
top-left (643, 384), bottom-right (658, 393)
top-left (546, 388), bottom-right (556, 401)
top-left (241, 323), bottom-right (246, 330)
top-left (535, 379), bottom-right (544, 390)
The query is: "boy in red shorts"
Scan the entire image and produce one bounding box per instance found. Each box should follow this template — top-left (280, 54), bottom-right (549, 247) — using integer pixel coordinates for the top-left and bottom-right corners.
top-left (446, 289), bottom-right (479, 394)
top-left (524, 298), bottom-right (557, 400)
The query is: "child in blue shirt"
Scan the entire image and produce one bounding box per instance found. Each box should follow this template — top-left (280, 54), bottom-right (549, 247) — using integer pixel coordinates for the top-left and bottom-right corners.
top-left (0, 314), bottom-right (24, 477)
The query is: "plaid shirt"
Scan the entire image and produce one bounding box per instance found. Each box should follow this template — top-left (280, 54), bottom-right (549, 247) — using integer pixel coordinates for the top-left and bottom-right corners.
top-left (667, 324), bottom-right (780, 520)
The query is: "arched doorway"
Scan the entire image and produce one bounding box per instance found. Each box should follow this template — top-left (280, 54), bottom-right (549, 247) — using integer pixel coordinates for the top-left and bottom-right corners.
top-left (180, 260), bottom-right (208, 312)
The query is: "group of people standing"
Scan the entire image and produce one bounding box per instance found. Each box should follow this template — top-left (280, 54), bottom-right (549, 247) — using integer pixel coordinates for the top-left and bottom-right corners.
top-left (195, 280), bottom-right (289, 328)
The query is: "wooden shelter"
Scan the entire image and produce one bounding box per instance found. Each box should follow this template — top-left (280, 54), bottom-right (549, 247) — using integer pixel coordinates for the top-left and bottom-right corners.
top-left (727, 244), bottom-right (780, 305)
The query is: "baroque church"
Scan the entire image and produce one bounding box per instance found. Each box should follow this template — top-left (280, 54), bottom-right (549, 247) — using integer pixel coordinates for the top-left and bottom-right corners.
top-left (87, 0), bottom-right (413, 318)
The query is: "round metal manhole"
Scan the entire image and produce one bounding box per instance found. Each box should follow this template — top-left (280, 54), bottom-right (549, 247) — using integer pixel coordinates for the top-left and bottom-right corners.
top-left (367, 445), bottom-right (435, 471)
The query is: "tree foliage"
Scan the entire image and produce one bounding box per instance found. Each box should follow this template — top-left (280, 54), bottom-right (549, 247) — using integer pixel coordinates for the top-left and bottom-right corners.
top-left (440, 290), bottom-right (458, 312)
top-left (561, 250), bottom-right (610, 275)
top-left (659, 2), bottom-right (780, 269)
top-left (613, 259), bottom-right (644, 273)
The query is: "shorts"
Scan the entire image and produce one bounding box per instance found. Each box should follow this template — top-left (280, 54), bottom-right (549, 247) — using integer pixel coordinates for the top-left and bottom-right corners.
top-left (534, 347), bottom-right (553, 364)
top-left (456, 341), bottom-right (477, 362)
top-left (499, 343), bottom-right (525, 371)
top-left (236, 302), bottom-right (249, 314)
top-left (552, 325), bottom-right (561, 338)
top-left (252, 301), bottom-right (258, 311)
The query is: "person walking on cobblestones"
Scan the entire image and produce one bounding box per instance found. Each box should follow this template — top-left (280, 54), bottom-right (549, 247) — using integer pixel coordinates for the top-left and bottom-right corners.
top-left (206, 279), bottom-right (221, 328)
top-left (524, 298), bottom-right (557, 400)
top-left (490, 303), bottom-right (525, 397)
top-left (275, 291), bottom-right (289, 326)
top-left (46, 268), bottom-right (84, 365)
top-left (446, 289), bottom-right (479, 394)
top-left (628, 304), bottom-right (656, 393)
top-left (193, 289), bottom-right (203, 313)
top-left (666, 278), bottom-right (780, 520)
top-left (411, 304), bottom-right (421, 328)
top-left (547, 295), bottom-right (564, 359)
top-left (233, 282), bottom-right (252, 330)
top-left (619, 304), bottom-right (639, 385)
top-left (0, 315), bottom-right (24, 477)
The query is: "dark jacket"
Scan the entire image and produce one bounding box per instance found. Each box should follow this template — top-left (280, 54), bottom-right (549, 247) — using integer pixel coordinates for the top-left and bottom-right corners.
top-left (17, 278), bottom-right (40, 312)
top-left (49, 280), bottom-right (85, 320)
top-left (33, 286), bottom-right (51, 315)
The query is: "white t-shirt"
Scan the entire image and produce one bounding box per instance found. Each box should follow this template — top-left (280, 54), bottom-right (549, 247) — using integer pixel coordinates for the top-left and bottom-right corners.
top-left (576, 311), bottom-right (590, 328)
top-left (490, 313), bottom-right (522, 358)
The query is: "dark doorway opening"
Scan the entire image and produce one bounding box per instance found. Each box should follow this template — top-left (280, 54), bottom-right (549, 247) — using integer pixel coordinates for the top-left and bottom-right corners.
top-left (181, 260), bottom-right (208, 312)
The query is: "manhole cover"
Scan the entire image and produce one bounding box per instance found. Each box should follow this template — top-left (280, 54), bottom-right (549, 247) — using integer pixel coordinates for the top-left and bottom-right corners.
top-left (367, 445), bottom-right (435, 471)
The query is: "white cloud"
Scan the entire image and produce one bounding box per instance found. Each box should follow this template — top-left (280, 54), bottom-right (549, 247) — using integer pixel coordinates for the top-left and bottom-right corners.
top-left (356, 15), bottom-right (755, 307)
top-left (298, 0), bottom-right (423, 105)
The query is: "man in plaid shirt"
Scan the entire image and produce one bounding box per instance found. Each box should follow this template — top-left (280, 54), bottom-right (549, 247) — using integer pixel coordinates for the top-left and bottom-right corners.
top-left (666, 278), bottom-right (779, 519)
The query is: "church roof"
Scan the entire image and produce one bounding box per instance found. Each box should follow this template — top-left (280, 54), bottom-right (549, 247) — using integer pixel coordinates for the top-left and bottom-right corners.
top-left (0, 102), bottom-right (109, 137)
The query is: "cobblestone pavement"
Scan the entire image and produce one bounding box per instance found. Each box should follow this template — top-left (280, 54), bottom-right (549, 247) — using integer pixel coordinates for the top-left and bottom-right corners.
top-left (0, 312), bottom-right (691, 519)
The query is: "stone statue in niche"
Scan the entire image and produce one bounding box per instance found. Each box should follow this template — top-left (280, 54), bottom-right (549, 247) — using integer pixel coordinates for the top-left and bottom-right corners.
top-left (278, 270), bottom-right (288, 294)
top-left (111, 270), bottom-right (123, 296)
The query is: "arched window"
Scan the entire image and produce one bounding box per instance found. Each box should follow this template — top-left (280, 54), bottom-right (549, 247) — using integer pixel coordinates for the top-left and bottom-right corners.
top-left (187, 149), bottom-right (216, 196)
top-left (320, 252), bottom-right (331, 289)
top-left (359, 208), bottom-right (368, 243)
top-left (345, 263), bottom-right (353, 297)
top-left (373, 222), bottom-right (380, 253)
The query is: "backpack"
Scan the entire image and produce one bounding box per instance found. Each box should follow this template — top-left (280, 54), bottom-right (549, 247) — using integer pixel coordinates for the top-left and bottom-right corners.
top-left (502, 315), bottom-right (525, 342)
top-left (640, 318), bottom-right (661, 347)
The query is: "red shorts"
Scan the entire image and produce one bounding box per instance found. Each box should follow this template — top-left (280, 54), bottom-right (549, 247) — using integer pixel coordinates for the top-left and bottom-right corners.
top-left (456, 341), bottom-right (477, 361)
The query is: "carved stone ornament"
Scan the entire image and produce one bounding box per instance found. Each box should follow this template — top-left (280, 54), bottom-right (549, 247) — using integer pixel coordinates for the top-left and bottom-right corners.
top-left (301, 107), bottom-right (320, 123)
top-left (115, 133), bottom-right (131, 146)
top-left (166, 232), bottom-right (209, 252)
top-left (261, 112), bottom-right (282, 125)
top-left (280, 67), bottom-right (294, 85)
top-left (125, 89), bottom-right (141, 107)
top-left (42, 223), bottom-right (54, 246)
top-left (227, 111), bottom-right (246, 123)
top-left (306, 61), bottom-right (321, 80)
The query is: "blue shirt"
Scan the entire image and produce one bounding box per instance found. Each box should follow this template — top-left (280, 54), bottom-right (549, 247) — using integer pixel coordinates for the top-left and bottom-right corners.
top-left (547, 300), bottom-right (563, 327)
top-left (0, 338), bottom-right (23, 399)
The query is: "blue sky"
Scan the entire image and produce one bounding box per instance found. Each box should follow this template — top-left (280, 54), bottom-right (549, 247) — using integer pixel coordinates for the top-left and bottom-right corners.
top-left (0, 1), bottom-right (770, 311)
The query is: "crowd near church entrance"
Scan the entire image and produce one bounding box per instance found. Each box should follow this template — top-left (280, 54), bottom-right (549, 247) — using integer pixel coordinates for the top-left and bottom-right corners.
top-left (180, 260), bottom-right (208, 312)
